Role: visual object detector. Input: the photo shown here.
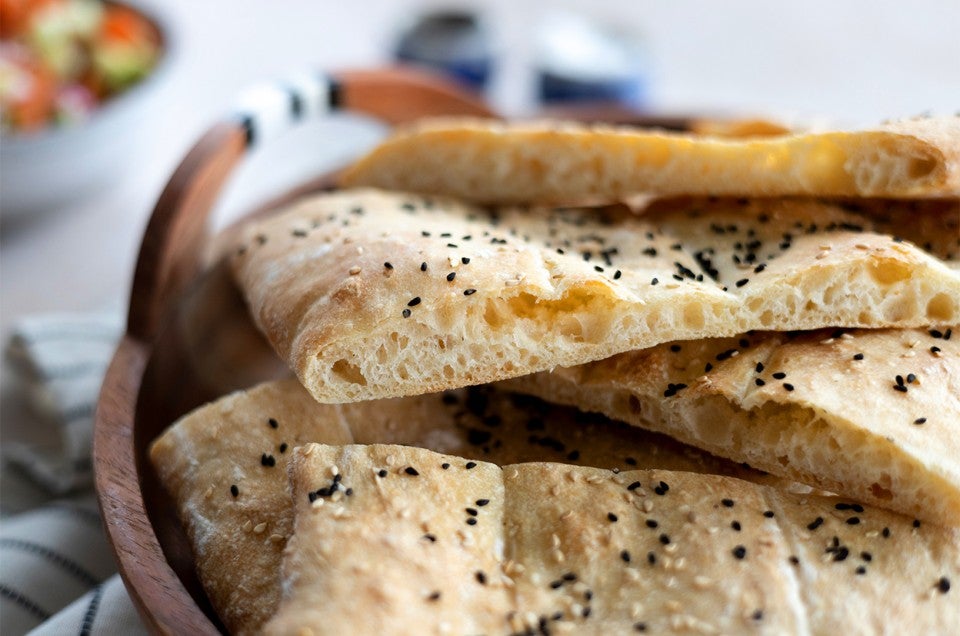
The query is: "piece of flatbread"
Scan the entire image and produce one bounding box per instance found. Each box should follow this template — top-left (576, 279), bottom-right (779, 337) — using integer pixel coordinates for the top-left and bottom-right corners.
top-left (266, 444), bottom-right (959, 635)
top-left (504, 326), bottom-right (960, 526)
top-left (149, 380), bottom-right (769, 634)
top-left (340, 116), bottom-right (960, 203)
top-left (230, 189), bottom-right (959, 403)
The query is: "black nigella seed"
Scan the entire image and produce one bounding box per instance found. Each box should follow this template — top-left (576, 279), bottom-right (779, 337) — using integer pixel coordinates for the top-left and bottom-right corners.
top-left (906, 373), bottom-right (917, 384)
top-left (763, 510), bottom-right (775, 518)
top-left (789, 556), bottom-right (800, 565)
top-left (772, 372), bottom-right (787, 380)
top-left (913, 519), bottom-right (921, 528)
top-left (461, 257), bottom-right (471, 264)
top-left (420, 262), bottom-right (428, 271)
top-left (608, 512), bottom-right (618, 522)
top-left (846, 517), bottom-right (860, 525)
top-left (466, 508), bottom-right (478, 516)
top-left (853, 353), bottom-right (864, 360)
top-left (938, 577), bottom-right (951, 594)
top-left (752, 609), bottom-right (764, 621)
top-left (634, 622), bottom-right (647, 632)
top-left (427, 591), bottom-right (441, 601)
top-left (722, 498), bottom-right (735, 508)
top-left (268, 418), bottom-right (278, 429)
top-left (755, 378), bottom-right (766, 386)
top-left (861, 552), bottom-right (872, 562)
top-left (402, 308), bottom-right (411, 318)
top-left (659, 533), bottom-right (671, 545)
top-left (646, 519), bottom-right (658, 528)
top-left (466, 518), bottom-right (477, 525)
top-left (464, 289), bottom-right (477, 296)
top-left (731, 521), bottom-right (742, 531)
top-left (377, 469), bottom-right (388, 478)
top-left (651, 278), bottom-right (659, 285)
top-left (476, 499), bottom-right (489, 507)
top-left (733, 545), bottom-right (747, 559)
top-left (550, 580), bottom-right (563, 589)
top-left (614, 270), bottom-right (622, 279)
top-left (930, 329), bottom-right (944, 339)
top-left (833, 547), bottom-right (849, 562)
top-left (755, 362), bottom-right (765, 373)
top-left (408, 297), bottom-right (421, 307)
top-left (446, 272), bottom-right (456, 282)
top-left (647, 552), bottom-right (656, 565)
top-left (882, 527), bottom-right (891, 538)
top-left (423, 533), bottom-right (436, 542)
top-left (620, 550), bottom-right (632, 563)
top-left (670, 344), bottom-right (682, 352)
top-left (736, 278), bottom-right (749, 287)
top-left (628, 481), bottom-right (642, 491)
top-left (475, 571), bottom-right (487, 585)
top-left (261, 454), bottom-right (276, 467)
top-left (405, 467), bottom-right (420, 476)
top-left (384, 262), bottom-right (393, 269)
top-left (783, 383), bottom-right (795, 392)
top-left (562, 572), bottom-right (577, 582)
top-left (279, 443), bottom-right (288, 453)
top-left (441, 463), bottom-right (450, 470)
top-left (893, 384), bottom-right (908, 393)
top-left (465, 462), bottom-right (477, 469)
top-left (807, 517), bottom-right (824, 531)
top-left (914, 417), bottom-right (927, 425)
top-left (230, 485), bottom-right (239, 497)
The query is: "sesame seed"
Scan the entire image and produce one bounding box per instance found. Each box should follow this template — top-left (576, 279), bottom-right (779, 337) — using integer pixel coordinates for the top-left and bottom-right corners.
top-left (268, 418), bottom-right (278, 429)
top-left (348, 266), bottom-right (361, 275)
top-left (732, 545), bottom-right (747, 559)
top-left (446, 272), bottom-right (456, 281)
top-left (463, 288), bottom-right (477, 296)
top-left (608, 512), bottom-right (618, 522)
top-left (938, 577), bottom-right (951, 594)
top-left (404, 467), bottom-right (420, 476)
top-left (230, 485), bottom-right (239, 497)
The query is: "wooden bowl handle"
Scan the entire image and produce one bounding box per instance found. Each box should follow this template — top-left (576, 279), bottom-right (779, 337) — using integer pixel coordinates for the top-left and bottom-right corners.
top-left (126, 66), bottom-right (494, 343)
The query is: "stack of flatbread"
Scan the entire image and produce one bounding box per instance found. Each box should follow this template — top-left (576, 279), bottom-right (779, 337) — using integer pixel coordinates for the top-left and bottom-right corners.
top-left (150, 116), bottom-right (960, 635)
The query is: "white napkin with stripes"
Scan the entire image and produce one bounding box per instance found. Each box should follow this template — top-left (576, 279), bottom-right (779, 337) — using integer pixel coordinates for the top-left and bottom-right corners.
top-left (1, 313), bottom-right (146, 635)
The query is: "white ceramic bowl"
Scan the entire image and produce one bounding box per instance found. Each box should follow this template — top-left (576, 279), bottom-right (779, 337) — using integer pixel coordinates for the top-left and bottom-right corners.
top-left (0, 1), bottom-right (173, 218)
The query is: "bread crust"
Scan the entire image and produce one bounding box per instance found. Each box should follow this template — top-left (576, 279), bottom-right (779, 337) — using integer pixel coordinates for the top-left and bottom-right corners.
top-left (342, 116), bottom-right (960, 202)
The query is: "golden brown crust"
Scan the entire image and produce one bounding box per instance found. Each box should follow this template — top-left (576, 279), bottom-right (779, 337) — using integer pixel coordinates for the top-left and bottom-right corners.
top-left (230, 190), bottom-right (960, 403)
top-left (341, 116), bottom-right (960, 203)
top-left (149, 380), bottom-right (767, 634)
top-left (505, 326), bottom-right (960, 526)
top-left (266, 444), bottom-right (960, 635)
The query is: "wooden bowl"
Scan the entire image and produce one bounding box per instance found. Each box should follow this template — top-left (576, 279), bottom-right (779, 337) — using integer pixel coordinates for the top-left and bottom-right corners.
top-left (92, 66), bottom-right (707, 633)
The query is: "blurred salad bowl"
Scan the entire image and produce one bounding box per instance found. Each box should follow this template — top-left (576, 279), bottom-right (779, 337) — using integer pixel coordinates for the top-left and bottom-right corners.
top-left (0, 0), bottom-right (170, 217)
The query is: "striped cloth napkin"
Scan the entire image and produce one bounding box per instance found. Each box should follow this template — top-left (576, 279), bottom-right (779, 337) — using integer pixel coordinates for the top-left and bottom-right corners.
top-left (1, 313), bottom-right (146, 635)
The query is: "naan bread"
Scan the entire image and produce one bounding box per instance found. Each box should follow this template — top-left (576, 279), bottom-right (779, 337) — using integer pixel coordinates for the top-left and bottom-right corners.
top-left (504, 326), bottom-right (960, 526)
top-left (149, 380), bottom-right (767, 634)
top-left (266, 444), bottom-right (959, 635)
top-left (230, 189), bottom-right (959, 403)
top-left (341, 116), bottom-right (960, 202)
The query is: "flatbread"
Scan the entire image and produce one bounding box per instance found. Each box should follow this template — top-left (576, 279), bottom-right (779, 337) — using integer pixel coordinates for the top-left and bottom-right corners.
top-left (230, 189), bottom-right (960, 403)
top-left (504, 326), bottom-right (960, 526)
top-left (340, 116), bottom-right (960, 202)
top-left (266, 444), bottom-right (960, 635)
top-left (149, 380), bottom-right (768, 634)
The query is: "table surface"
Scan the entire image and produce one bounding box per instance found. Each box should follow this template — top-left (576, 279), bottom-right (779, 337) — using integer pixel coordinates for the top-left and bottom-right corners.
top-left (3, 0), bottom-right (959, 342)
